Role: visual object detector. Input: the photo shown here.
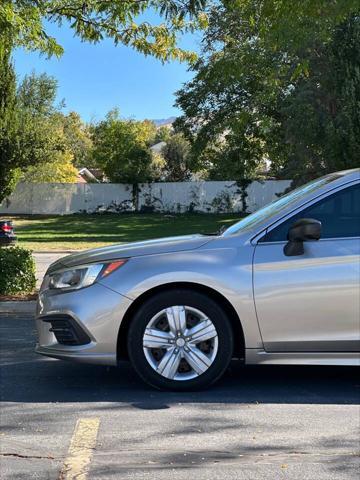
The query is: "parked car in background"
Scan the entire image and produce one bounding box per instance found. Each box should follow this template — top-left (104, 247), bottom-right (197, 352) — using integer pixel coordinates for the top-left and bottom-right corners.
top-left (35, 169), bottom-right (360, 390)
top-left (0, 220), bottom-right (16, 246)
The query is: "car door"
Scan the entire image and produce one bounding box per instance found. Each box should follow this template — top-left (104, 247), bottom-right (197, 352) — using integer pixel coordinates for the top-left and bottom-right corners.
top-left (253, 181), bottom-right (360, 353)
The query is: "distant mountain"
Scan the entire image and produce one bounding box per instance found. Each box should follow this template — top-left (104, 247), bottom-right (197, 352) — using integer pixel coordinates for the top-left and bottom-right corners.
top-left (151, 116), bottom-right (177, 127)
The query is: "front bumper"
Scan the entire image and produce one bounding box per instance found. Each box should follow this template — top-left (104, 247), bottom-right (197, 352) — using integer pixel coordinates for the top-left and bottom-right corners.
top-left (35, 282), bottom-right (133, 366)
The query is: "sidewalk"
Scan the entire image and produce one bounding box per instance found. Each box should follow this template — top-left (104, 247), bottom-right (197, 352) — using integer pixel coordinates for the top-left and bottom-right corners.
top-left (34, 252), bottom-right (70, 288)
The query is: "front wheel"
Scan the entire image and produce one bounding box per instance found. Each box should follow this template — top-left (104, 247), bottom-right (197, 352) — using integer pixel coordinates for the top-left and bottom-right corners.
top-left (127, 290), bottom-right (234, 390)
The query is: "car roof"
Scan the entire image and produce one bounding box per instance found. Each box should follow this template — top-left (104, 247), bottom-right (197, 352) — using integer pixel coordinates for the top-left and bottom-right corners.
top-left (333, 168), bottom-right (360, 182)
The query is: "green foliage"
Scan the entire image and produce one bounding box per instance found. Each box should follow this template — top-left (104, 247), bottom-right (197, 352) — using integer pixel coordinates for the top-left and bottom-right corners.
top-left (22, 151), bottom-right (78, 183)
top-left (175, 5), bottom-right (275, 181)
top-left (149, 152), bottom-right (166, 181)
top-left (0, 0), bottom-right (208, 61)
top-left (154, 126), bottom-right (172, 144)
top-left (273, 15), bottom-right (360, 185)
top-left (3, 0), bottom-right (354, 64)
top-left (61, 112), bottom-right (93, 168)
top-left (0, 35), bottom-right (18, 201)
top-left (0, 71), bottom-right (86, 196)
top-left (226, 1), bottom-right (359, 64)
top-left (92, 110), bottom-right (156, 183)
top-left (176, 4), bottom-right (360, 185)
top-left (17, 72), bottom-right (60, 116)
top-left (0, 246), bottom-right (36, 295)
top-left (161, 133), bottom-right (193, 181)
top-left (13, 73), bottom-right (73, 186)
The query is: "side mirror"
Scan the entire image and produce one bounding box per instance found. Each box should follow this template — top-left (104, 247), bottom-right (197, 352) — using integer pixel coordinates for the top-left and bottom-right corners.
top-left (284, 218), bottom-right (322, 256)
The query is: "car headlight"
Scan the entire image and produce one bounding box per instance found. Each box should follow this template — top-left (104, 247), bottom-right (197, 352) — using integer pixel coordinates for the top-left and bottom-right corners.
top-left (42, 260), bottom-right (127, 292)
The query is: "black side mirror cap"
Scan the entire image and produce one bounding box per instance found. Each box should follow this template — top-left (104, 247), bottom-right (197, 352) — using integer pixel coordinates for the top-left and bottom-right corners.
top-left (284, 218), bottom-right (322, 256)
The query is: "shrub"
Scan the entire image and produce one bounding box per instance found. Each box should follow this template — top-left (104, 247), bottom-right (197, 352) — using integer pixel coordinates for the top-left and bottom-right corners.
top-left (0, 246), bottom-right (36, 295)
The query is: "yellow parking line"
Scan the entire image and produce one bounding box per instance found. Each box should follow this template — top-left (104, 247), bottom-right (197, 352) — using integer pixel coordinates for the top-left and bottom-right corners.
top-left (61, 418), bottom-right (100, 480)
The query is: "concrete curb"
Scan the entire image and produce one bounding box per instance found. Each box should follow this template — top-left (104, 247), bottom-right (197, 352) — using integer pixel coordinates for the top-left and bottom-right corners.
top-left (0, 301), bottom-right (36, 315)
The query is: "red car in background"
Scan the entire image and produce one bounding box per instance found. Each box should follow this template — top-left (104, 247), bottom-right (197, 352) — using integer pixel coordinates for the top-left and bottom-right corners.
top-left (0, 220), bottom-right (17, 246)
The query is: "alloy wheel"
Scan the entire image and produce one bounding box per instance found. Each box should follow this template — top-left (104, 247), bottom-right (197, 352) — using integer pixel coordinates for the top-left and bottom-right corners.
top-left (142, 305), bottom-right (219, 381)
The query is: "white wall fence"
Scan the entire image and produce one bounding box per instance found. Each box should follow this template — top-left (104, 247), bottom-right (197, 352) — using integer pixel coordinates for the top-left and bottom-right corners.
top-left (0, 180), bottom-right (291, 215)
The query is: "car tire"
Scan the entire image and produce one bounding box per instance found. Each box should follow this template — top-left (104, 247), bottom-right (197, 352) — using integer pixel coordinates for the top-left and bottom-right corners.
top-left (127, 289), bottom-right (234, 391)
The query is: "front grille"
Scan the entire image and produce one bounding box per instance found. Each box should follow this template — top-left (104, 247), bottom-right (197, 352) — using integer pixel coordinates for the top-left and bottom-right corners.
top-left (41, 315), bottom-right (91, 346)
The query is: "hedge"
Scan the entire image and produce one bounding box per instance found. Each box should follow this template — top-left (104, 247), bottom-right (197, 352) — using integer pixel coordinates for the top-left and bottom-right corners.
top-left (0, 246), bottom-right (36, 295)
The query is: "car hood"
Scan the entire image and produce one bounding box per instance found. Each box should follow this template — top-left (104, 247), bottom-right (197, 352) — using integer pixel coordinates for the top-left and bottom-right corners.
top-left (47, 234), bottom-right (215, 273)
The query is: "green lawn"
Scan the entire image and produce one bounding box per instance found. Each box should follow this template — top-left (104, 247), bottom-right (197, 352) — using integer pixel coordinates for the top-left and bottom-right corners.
top-left (3, 213), bottom-right (243, 251)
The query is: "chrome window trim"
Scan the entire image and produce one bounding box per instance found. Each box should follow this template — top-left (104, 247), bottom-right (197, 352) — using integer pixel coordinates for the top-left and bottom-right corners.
top-left (251, 179), bottom-right (360, 245)
top-left (255, 236), bottom-right (360, 246)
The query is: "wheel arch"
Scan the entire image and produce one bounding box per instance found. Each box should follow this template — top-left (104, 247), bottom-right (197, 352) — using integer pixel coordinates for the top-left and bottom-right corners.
top-left (117, 282), bottom-right (245, 361)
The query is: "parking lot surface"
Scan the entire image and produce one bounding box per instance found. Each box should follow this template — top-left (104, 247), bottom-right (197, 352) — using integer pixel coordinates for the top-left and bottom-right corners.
top-left (0, 314), bottom-right (359, 480)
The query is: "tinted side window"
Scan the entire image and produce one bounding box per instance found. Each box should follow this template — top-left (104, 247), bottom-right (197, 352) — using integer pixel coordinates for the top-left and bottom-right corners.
top-left (263, 183), bottom-right (360, 242)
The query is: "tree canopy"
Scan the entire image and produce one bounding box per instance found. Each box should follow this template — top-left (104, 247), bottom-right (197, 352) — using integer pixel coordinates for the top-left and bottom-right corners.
top-left (161, 133), bottom-right (192, 181)
top-left (224, 0), bottom-right (359, 55)
top-left (0, 0), bottom-right (208, 61)
top-left (0, 69), bottom-right (85, 200)
top-left (0, 36), bottom-right (18, 200)
top-left (61, 111), bottom-right (93, 168)
top-left (3, 0), bottom-right (356, 63)
top-left (175, 2), bottom-right (360, 185)
top-left (22, 151), bottom-right (78, 183)
top-left (91, 109), bottom-right (157, 184)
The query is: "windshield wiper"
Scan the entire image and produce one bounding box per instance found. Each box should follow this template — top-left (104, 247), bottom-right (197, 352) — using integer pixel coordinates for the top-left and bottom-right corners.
top-left (204, 224), bottom-right (227, 236)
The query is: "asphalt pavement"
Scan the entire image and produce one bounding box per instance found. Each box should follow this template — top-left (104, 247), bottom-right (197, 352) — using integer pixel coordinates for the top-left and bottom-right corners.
top-left (0, 314), bottom-right (359, 480)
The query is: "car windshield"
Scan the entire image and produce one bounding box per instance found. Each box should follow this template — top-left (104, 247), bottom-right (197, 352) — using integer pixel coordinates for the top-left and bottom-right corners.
top-left (222, 173), bottom-right (343, 236)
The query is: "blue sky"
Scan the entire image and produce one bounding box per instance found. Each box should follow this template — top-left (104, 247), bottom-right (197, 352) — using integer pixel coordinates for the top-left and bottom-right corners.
top-left (14, 20), bottom-right (200, 123)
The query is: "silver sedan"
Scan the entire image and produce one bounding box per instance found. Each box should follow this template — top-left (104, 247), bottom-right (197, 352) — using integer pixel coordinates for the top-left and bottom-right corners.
top-left (36, 169), bottom-right (360, 390)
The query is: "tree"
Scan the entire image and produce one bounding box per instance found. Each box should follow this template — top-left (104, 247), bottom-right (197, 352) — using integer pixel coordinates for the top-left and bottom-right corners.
top-left (137, 120), bottom-right (158, 148)
top-left (175, 4), bottom-right (280, 182)
top-left (149, 152), bottom-right (166, 181)
top-left (175, 4), bottom-right (360, 185)
top-left (2, 1), bottom-right (357, 62)
top-left (0, 36), bottom-right (19, 200)
top-left (18, 76), bottom-right (94, 169)
top-left (224, 1), bottom-right (359, 68)
top-left (61, 112), bottom-right (93, 168)
top-left (16, 72), bottom-right (68, 168)
top-left (0, 69), bottom-right (83, 200)
top-left (0, 0), bottom-right (208, 61)
top-left (17, 72), bottom-right (60, 116)
top-left (161, 133), bottom-right (192, 181)
top-left (274, 15), bottom-right (360, 185)
top-left (15, 72), bottom-right (73, 180)
top-left (22, 151), bottom-right (78, 183)
top-left (92, 110), bottom-right (155, 184)
top-left (154, 125), bottom-right (172, 144)
top-left (0, 43), bottom-right (65, 200)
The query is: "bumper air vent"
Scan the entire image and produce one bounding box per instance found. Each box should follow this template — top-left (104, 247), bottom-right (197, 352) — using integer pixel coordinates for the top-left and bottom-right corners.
top-left (41, 315), bottom-right (91, 346)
